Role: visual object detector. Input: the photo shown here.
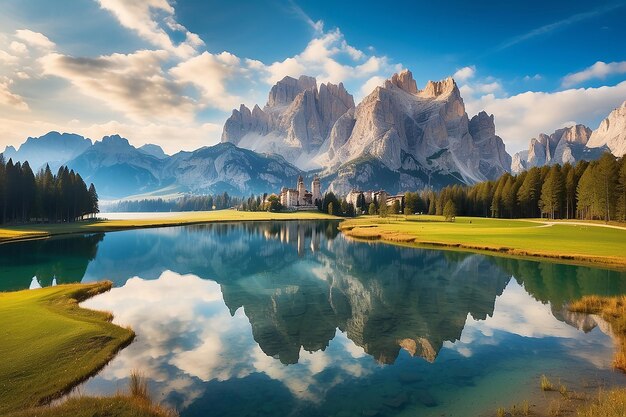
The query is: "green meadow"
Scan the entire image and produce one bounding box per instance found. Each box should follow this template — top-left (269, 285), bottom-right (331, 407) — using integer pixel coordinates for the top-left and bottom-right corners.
top-left (340, 215), bottom-right (626, 269)
top-left (0, 282), bottom-right (135, 414)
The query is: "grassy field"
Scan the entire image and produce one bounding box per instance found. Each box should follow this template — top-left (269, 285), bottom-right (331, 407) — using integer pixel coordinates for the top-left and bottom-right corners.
top-left (5, 396), bottom-right (176, 417)
top-left (0, 210), bottom-right (339, 243)
top-left (0, 282), bottom-right (135, 414)
top-left (340, 215), bottom-right (626, 270)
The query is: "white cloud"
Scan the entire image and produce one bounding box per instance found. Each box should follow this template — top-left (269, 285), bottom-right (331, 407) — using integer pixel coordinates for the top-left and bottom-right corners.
top-left (9, 41), bottom-right (27, 55)
top-left (14, 29), bottom-right (55, 50)
top-left (40, 49), bottom-right (196, 122)
top-left (0, 77), bottom-right (29, 111)
top-left (170, 51), bottom-right (244, 111)
top-left (562, 61), bottom-right (626, 87)
top-left (258, 29), bottom-right (398, 87)
top-left (0, 50), bottom-right (18, 65)
top-left (97, 0), bottom-right (203, 58)
top-left (465, 80), bottom-right (626, 153)
top-left (360, 75), bottom-right (385, 97)
top-left (453, 66), bottom-right (476, 82)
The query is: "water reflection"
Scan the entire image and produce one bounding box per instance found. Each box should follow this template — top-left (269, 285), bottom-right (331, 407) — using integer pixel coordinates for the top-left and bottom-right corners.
top-left (2, 221), bottom-right (626, 416)
top-left (0, 233), bottom-right (103, 290)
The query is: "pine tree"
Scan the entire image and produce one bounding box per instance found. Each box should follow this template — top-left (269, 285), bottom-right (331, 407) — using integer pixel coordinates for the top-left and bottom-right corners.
top-left (443, 200), bottom-right (456, 222)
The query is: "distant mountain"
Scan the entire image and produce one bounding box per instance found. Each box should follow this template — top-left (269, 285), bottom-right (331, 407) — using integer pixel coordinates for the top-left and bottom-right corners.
top-left (511, 101), bottom-right (626, 173)
top-left (66, 135), bottom-right (167, 199)
top-left (59, 134), bottom-right (301, 199)
top-left (163, 142), bottom-right (301, 196)
top-left (222, 70), bottom-right (512, 194)
top-left (139, 144), bottom-right (168, 159)
top-left (587, 100), bottom-right (626, 157)
top-left (1, 131), bottom-right (92, 172)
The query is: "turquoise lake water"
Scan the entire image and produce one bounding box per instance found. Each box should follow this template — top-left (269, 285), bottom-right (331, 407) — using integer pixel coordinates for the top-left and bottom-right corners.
top-left (2, 220), bottom-right (626, 416)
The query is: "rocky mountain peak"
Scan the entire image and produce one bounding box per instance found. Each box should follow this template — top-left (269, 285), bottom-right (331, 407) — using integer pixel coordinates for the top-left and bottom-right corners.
top-left (101, 134), bottom-right (131, 147)
top-left (266, 75), bottom-right (317, 108)
top-left (419, 77), bottom-right (458, 98)
top-left (385, 69), bottom-right (418, 94)
top-left (469, 111), bottom-right (496, 139)
top-left (512, 122), bottom-right (602, 173)
top-left (319, 82), bottom-right (354, 109)
top-left (587, 100), bottom-right (626, 156)
top-left (555, 124), bottom-right (592, 145)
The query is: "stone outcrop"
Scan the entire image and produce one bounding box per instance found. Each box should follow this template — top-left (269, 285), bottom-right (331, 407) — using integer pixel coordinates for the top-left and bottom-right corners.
top-left (221, 75), bottom-right (355, 169)
top-left (324, 70), bottom-right (511, 192)
top-left (510, 115), bottom-right (624, 173)
top-left (587, 100), bottom-right (626, 157)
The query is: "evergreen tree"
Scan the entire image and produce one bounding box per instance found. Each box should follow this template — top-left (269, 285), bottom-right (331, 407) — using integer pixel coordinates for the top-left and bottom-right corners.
top-left (443, 200), bottom-right (456, 222)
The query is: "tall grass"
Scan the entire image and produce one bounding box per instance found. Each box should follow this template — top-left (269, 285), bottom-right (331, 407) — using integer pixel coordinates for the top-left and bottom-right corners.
top-left (129, 370), bottom-right (150, 401)
top-left (570, 295), bottom-right (626, 371)
top-left (577, 389), bottom-right (626, 417)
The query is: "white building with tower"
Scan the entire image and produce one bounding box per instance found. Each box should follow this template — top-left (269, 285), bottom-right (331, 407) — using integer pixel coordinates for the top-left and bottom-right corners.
top-left (279, 175), bottom-right (323, 210)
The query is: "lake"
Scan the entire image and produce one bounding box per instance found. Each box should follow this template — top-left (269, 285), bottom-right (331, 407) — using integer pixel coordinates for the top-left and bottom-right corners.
top-left (2, 220), bottom-right (626, 416)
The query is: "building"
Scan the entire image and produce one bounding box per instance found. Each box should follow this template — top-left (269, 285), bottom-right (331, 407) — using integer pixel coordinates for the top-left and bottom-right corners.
top-left (347, 190), bottom-right (390, 212)
top-left (280, 175), bottom-right (323, 210)
top-left (386, 194), bottom-right (404, 207)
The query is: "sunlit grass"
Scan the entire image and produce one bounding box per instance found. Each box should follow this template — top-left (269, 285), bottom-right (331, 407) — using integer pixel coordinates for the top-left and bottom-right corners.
top-left (6, 371), bottom-right (177, 417)
top-left (570, 295), bottom-right (626, 371)
top-left (0, 282), bottom-right (135, 413)
top-left (577, 389), bottom-right (626, 417)
top-left (340, 215), bottom-right (626, 269)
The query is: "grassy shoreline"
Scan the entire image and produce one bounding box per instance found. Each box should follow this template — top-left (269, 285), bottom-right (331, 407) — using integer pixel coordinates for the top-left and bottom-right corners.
top-left (0, 210), bottom-right (340, 244)
top-left (340, 215), bottom-right (626, 271)
top-left (0, 282), bottom-right (136, 414)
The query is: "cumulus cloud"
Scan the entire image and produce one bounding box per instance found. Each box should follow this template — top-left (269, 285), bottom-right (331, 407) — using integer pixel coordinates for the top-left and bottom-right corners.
top-left (170, 51), bottom-right (244, 111)
top-left (14, 29), bottom-right (55, 50)
top-left (0, 77), bottom-right (29, 111)
top-left (453, 66), bottom-right (476, 82)
top-left (9, 41), bottom-right (27, 55)
top-left (256, 29), bottom-right (399, 87)
top-left (0, 49), bottom-right (18, 65)
top-left (97, 0), bottom-right (203, 58)
top-left (40, 49), bottom-right (196, 122)
top-left (360, 75), bottom-right (385, 97)
top-left (562, 61), bottom-right (626, 87)
top-left (465, 80), bottom-right (626, 153)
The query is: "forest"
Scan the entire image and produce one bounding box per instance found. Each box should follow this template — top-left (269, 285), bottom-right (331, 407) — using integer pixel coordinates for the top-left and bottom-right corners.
top-left (404, 153), bottom-right (626, 221)
top-left (0, 157), bottom-right (99, 224)
top-left (105, 193), bottom-right (240, 212)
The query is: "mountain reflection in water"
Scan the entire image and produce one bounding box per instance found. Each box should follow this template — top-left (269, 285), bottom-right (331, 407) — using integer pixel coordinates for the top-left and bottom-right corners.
top-left (3, 221), bottom-right (626, 416)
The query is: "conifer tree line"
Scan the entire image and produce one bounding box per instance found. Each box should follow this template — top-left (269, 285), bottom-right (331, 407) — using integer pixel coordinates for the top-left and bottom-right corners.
top-left (0, 156), bottom-right (99, 224)
top-left (108, 192), bottom-right (238, 212)
top-left (408, 153), bottom-right (626, 221)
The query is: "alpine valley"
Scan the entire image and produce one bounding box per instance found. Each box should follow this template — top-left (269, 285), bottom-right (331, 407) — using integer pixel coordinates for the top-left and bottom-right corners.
top-left (3, 70), bottom-right (626, 200)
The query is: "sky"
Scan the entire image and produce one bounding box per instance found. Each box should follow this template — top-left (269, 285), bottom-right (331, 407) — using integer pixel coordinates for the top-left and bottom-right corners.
top-left (1, 0), bottom-right (626, 155)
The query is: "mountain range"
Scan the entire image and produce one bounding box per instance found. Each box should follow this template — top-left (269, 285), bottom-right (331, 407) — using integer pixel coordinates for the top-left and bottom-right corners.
top-left (512, 101), bottom-right (626, 173)
top-left (2, 70), bottom-right (625, 200)
top-left (222, 70), bottom-right (512, 194)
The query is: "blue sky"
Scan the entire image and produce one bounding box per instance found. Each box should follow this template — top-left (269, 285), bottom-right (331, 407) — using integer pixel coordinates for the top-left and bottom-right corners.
top-left (1, 0), bottom-right (626, 154)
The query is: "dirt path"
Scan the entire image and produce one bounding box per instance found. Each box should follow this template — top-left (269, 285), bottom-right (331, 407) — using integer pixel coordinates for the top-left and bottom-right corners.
top-left (530, 220), bottom-right (626, 231)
